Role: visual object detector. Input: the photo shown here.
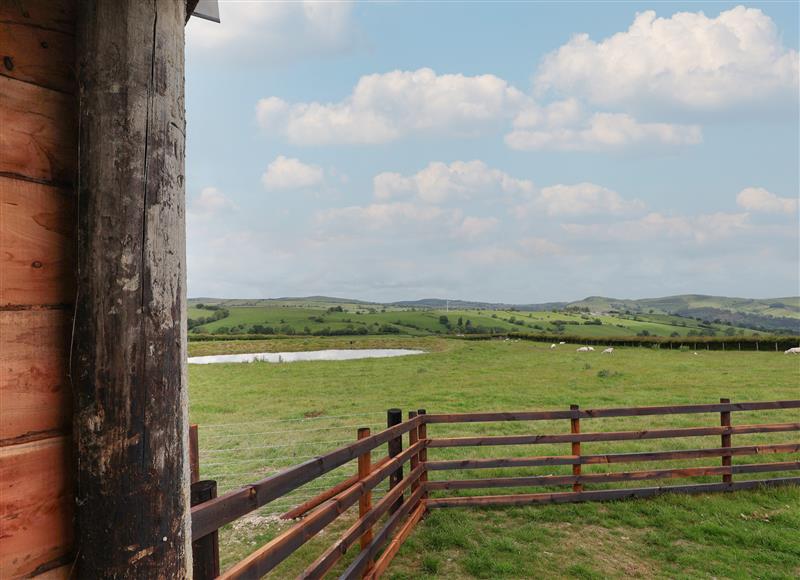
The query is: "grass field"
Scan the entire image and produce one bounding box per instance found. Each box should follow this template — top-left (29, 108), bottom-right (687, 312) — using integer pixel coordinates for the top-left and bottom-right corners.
top-left (188, 302), bottom-right (769, 339)
top-left (188, 337), bottom-right (800, 578)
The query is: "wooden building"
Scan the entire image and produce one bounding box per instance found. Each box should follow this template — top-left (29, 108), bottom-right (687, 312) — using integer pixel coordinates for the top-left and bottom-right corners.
top-left (1, 1), bottom-right (203, 577)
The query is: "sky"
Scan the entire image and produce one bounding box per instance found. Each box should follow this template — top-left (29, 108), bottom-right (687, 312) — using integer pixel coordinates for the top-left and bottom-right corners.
top-left (184, 1), bottom-right (800, 304)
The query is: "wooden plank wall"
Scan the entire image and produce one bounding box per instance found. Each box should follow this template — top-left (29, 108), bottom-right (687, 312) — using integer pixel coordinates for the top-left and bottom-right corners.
top-left (0, 1), bottom-right (76, 577)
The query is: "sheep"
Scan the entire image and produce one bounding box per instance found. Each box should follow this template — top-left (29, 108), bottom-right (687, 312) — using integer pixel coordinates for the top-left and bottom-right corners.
top-left (602, 347), bottom-right (614, 354)
top-left (559, 341), bottom-right (566, 345)
top-left (784, 347), bottom-right (800, 354)
top-left (576, 346), bottom-right (590, 352)
top-left (550, 344), bottom-right (557, 349)
top-left (587, 346), bottom-right (595, 351)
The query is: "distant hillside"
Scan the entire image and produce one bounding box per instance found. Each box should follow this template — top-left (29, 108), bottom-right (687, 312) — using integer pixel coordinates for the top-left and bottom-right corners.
top-left (388, 298), bottom-right (567, 311)
top-left (189, 294), bottom-right (800, 334)
top-left (567, 295), bottom-right (800, 333)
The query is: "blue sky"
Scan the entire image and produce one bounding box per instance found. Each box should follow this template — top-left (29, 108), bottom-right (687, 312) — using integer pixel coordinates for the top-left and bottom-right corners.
top-left (185, 1), bottom-right (799, 303)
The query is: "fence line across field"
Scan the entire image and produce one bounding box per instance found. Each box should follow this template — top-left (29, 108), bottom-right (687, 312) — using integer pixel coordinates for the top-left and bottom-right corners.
top-left (188, 399), bottom-right (800, 579)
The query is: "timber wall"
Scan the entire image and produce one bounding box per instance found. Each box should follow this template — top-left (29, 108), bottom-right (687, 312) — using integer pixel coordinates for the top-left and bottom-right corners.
top-left (0, 1), bottom-right (76, 576)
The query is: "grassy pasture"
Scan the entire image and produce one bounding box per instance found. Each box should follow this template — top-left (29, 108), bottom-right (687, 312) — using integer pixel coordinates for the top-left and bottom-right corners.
top-left (188, 337), bottom-right (800, 578)
top-left (188, 303), bottom-right (765, 339)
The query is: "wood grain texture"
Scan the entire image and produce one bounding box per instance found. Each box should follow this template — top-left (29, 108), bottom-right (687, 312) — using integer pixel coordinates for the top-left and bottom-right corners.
top-left (73, 1), bottom-right (189, 575)
top-left (0, 0), bottom-right (76, 34)
top-left (0, 75), bottom-right (76, 185)
top-left (0, 437), bottom-right (73, 578)
top-left (0, 176), bottom-right (74, 306)
top-left (0, 309), bottom-right (71, 444)
top-left (0, 20), bottom-right (75, 93)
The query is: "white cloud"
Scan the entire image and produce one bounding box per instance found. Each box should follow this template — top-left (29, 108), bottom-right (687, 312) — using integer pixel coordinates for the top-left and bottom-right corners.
top-left (518, 237), bottom-right (566, 256)
top-left (374, 160), bottom-right (534, 203)
top-left (256, 68), bottom-right (528, 145)
top-left (315, 202), bottom-right (453, 231)
top-left (563, 211), bottom-right (750, 243)
top-left (261, 156), bottom-right (325, 190)
top-left (453, 216), bottom-right (499, 239)
top-left (736, 187), bottom-right (798, 214)
top-left (534, 6), bottom-right (799, 112)
top-left (506, 111), bottom-right (702, 151)
top-left (187, 1), bottom-right (355, 65)
top-left (535, 183), bottom-right (645, 216)
top-left (188, 187), bottom-right (236, 218)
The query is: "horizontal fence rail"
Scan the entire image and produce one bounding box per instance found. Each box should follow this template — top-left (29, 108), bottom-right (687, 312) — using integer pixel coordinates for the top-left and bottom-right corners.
top-left (190, 400), bottom-right (799, 579)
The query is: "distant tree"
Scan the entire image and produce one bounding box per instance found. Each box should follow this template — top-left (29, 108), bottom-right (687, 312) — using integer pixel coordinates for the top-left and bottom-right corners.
top-left (439, 315), bottom-right (450, 326)
top-left (670, 331), bottom-right (680, 337)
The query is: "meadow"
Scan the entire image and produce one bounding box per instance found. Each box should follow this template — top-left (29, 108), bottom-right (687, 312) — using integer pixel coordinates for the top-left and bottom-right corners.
top-left (188, 337), bottom-right (800, 578)
top-left (188, 302), bottom-right (768, 340)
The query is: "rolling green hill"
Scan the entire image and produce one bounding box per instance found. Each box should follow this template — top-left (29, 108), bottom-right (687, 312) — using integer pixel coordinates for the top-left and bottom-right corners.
top-left (186, 294), bottom-right (795, 339)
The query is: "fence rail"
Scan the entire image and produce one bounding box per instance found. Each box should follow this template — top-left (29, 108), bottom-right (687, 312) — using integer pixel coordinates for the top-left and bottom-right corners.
top-left (190, 399), bottom-right (799, 579)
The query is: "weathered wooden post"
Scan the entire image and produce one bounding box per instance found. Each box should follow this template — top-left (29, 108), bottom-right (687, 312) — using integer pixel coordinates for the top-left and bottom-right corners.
top-left (720, 398), bottom-right (732, 484)
top-left (357, 427), bottom-right (374, 575)
top-left (570, 404), bottom-right (582, 492)
top-left (417, 409), bottom-right (428, 499)
top-left (408, 411), bottom-right (419, 492)
top-left (190, 424), bottom-right (200, 483)
top-left (387, 408), bottom-right (403, 513)
top-left (72, 0), bottom-right (190, 576)
top-left (191, 480), bottom-right (220, 579)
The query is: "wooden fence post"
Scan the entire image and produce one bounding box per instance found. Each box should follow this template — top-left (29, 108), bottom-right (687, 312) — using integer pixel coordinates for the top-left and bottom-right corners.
top-left (570, 404), bottom-right (582, 492)
top-left (418, 409), bottom-right (428, 500)
top-left (190, 424), bottom-right (200, 484)
top-left (357, 427), bottom-right (373, 576)
top-left (191, 480), bottom-right (220, 580)
top-left (720, 398), bottom-right (732, 484)
top-left (387, 408), bottom-right (404, 514)
top-left (408, 412), bottom-right (419, 493)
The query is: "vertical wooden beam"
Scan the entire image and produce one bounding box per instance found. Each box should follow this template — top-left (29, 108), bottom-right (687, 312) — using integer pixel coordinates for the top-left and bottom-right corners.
top-left (190, 480), bottom-right (220, 580)
top-left (720, 398), bottom-right (732, 484)
top-left (417, 409), bottom-right (428, 500)
top-left (357, 427), bottom-right (373, 577)
top-left (190, 424), bottom-right (200, 484)
top-left (408, 412), bottom-right (419, 493)
top-left (570, 404), bottom-right (582, 492)
top-left (387, 409), bottom-right (403, 514)
top-left (73, 1), bottom-right (189, 576)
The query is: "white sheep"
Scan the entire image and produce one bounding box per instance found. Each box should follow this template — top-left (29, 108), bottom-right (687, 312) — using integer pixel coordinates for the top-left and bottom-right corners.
top-left (550, 344), bottom-right (557, 349)
top-left (602, 347), bottom-right (614, 354)
top-left (587, 346), bottom-right (595, 351)
top-left (559, 341), bottom-right (566, 345)
top-left (576, 346), bottom-right (590, 352)
top-left (784, 347), bottom-right (800, 354)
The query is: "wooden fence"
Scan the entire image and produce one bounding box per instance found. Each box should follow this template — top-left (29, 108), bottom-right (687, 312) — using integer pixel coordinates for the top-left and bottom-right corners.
top-left (190, 400), bottom-right (800, 579)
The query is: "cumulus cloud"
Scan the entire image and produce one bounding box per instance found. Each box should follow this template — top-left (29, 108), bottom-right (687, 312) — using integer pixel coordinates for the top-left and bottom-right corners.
top-left (262, 156), bottom-right (325, 190)
top-left (563, 211), bottom-right (750, 243)
top-left (535, 183), bottom-right (645, 216)
top-left (534, 6), bottom-right (799, 112)
top-left (315, 202), bottom-right (453, 232)
top-left (188, 187), bottom-right (236, 218)
top-left (256, 68), bottom-right (528, 145)
top-left (453, 216), bottom-right (499, 239)
top-left (186, 1), bottom-right (356, 65)
top-left (373, 160), bottom-right (534, 203)
top-left (736, 187), bottom-right (798, 214)
top-left (510, 181), bottom-right (644, 218)
top-left (506, 107), bottom-right (702, 151)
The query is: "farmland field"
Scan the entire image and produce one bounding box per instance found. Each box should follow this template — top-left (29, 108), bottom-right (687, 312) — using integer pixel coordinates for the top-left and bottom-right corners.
top-left (189, 337), bottom-right (800, 578)
top-left (187, 300), bottom-right (774, 339)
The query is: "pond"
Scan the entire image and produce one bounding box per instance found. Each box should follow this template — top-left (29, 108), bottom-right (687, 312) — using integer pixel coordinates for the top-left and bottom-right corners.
top-left (187, 348), bottom-right (426, 365)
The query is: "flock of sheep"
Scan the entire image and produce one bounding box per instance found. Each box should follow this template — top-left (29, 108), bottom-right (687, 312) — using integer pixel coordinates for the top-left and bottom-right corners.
top-left (548, 343), bottom-right (800, 354)
top-left (550, 343), bottom-right (614, 354)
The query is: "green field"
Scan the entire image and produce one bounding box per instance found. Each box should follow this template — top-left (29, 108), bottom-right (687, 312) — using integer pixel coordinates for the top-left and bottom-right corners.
top-left (189, 337), bottom-right (800, 578)
top-left (188, 301), bottom-right (769, 339)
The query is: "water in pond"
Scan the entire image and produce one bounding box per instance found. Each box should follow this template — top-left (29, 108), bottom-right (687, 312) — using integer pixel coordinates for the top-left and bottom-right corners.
top-left (187, 349), bottom-right (425, 365)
